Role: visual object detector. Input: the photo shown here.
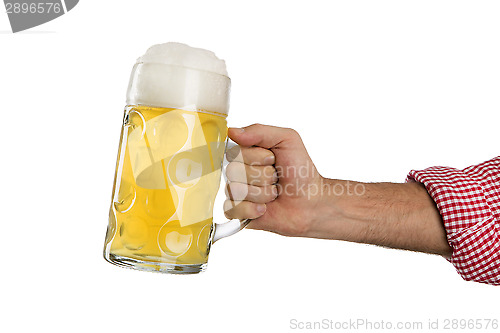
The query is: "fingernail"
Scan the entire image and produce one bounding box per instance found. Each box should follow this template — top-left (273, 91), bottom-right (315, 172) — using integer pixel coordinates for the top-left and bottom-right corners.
top-left (264, 155), bottom-right (275, 165)
top-left (256, 204), bottom-right (266, 214)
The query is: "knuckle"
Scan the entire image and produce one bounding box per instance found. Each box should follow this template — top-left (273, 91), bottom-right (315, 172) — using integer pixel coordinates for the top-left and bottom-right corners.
top-left (226, 162), bottom-right (237, 175)
top-left (232, 147), bottom-right (244, 162)
top-left (223, 200), bottom-right (238, 218)
top-left (226, 162), bottom-right (245, 181)
top-left (228, 182), bottom-right (249, 200)
top-left (223, 206), bottom-right (233, 219)
top-left (223, 199), bottom-right (233, 212)
top-left (224, 200), bottom-right (255, 220)
top-left (249, 123), bottom-right (265, 130)
top-left (286, 127), bottom-right (300, 138)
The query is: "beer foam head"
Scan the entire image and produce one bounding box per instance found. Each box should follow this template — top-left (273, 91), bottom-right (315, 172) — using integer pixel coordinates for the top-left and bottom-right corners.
top-left (127, 43), bottom-right (230, 115)
top-left (137, 42), bottom-right (228, 77)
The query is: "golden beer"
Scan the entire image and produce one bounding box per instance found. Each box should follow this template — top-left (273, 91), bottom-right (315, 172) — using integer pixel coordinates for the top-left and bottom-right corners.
top-left (103, 43), bottom-right (247, 274)
top-left (104, 105), bottom-right (228, 270)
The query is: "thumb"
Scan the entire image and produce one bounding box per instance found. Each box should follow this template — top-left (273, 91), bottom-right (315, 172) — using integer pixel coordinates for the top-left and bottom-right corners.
top-left (228, 123), bottom-right (298, 149)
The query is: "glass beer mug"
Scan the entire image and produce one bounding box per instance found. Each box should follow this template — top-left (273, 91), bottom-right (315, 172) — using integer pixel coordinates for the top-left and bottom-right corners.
top-left (103, 43), bottom-right (249, 274)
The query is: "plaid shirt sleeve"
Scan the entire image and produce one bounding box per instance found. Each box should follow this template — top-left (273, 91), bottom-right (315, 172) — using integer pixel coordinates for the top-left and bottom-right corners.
top-left (406, 156), bottom-right (500, 285)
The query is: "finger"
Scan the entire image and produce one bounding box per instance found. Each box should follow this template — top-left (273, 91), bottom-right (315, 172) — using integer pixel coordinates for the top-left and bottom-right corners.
top-left (223, 200), bottom-right (266, 220)
top-left (246, 210), bottom-right (279, 232)
top-left (226, 162), bottom-right (278, 186)
top-left (225, 182), bottom-right (278, 203)
top-left (228, 124), bottom-right (298, 149)
top-left (226, 146), bottom-right (275, 165)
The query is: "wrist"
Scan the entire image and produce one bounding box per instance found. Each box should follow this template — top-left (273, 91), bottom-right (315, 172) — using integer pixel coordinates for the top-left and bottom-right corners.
top-left (307, 177), bottom-right (362, 240)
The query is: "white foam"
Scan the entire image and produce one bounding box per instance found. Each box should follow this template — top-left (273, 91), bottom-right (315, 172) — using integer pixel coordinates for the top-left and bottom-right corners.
top-left (137, 42), bottom-right (228, 77)
top-left (127, 42), bottom-right (231, 115)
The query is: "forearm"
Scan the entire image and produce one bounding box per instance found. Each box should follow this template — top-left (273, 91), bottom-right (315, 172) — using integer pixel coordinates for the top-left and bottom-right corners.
top-left (309, 179), bottom-right (453, 257)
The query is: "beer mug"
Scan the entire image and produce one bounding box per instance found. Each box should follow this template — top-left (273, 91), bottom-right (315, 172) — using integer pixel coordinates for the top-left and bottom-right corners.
top-left (103, 43), bottom-right (249, 274)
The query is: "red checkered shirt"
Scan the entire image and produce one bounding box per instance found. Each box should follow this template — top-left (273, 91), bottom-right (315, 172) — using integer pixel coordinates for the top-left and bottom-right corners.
top-left (407, 156), bottom-right (500, 285)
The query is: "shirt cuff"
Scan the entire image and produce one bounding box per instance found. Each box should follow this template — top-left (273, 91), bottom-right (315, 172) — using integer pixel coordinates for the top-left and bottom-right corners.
top-left (406, 157), bottom-right (500, 285)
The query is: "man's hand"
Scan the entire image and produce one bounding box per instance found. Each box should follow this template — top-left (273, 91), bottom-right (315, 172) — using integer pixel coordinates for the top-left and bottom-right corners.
top-left (224, 123), bottom-right (452, 257)
top-left (225, 124), bottom-right (322, 237)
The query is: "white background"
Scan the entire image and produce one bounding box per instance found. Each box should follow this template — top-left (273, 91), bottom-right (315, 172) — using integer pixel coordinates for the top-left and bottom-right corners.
top-left (1, 1), bottom-right (499, 332)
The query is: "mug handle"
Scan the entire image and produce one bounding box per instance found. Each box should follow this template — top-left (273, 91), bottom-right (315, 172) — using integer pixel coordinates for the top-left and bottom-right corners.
top-left (213, 218), bottom-right (251, 243)
top-left (212, 139), bottom-right (251, 243)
